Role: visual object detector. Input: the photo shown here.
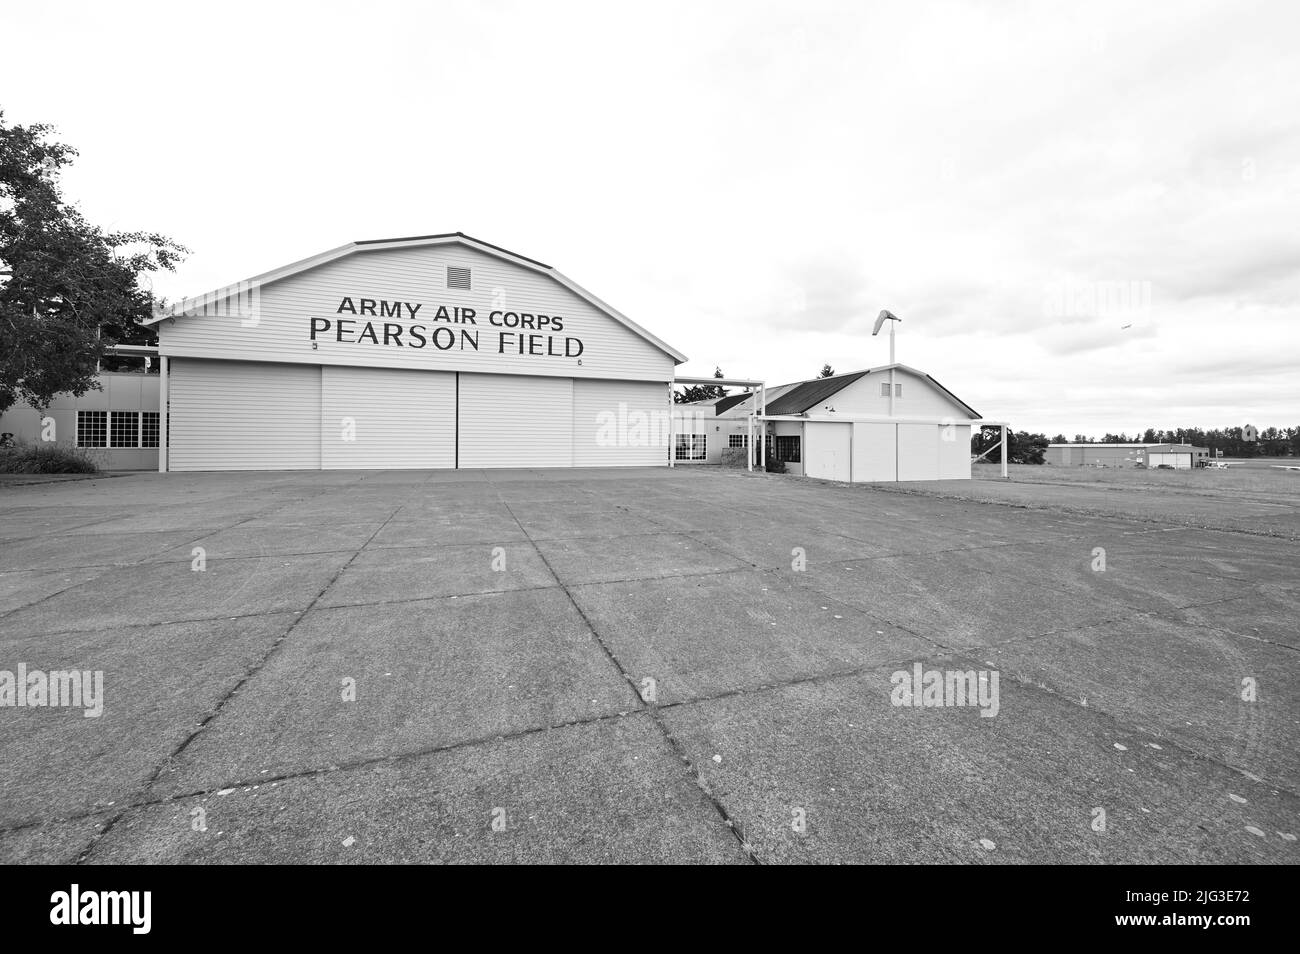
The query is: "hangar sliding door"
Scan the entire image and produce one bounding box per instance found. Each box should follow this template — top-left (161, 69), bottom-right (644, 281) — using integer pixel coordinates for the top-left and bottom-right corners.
top-left (168, 359), bottom-right (321, 471)
top-left (851, 422), bottom-right (896, 482)
top-left (458, 372), bottom-right (575, 468)
top-left (572, 379), bottom-right (668, 466)
top-left (938, 425), bottom-right (972, 479)
top-left (322, 366), bottom-right (456, 469)
top-left (804, 422), bottom-right (851, 482)
top-left (896, 423), bottom-right (940, 481)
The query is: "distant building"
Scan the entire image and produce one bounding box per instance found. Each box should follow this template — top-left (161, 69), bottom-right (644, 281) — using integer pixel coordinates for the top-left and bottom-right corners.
top-left (1046, 442), bottom-right (1209, 469)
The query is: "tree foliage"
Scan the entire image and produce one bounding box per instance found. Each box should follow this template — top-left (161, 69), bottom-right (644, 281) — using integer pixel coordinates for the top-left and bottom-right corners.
top-left (0, 111), bottom-right (187, 414)
top-left (673, 365), bottom-right (729, 404)
top-left (818, 364), bottom-right (835, 378)
top-left (972, 427), bottom-right (1048, 464)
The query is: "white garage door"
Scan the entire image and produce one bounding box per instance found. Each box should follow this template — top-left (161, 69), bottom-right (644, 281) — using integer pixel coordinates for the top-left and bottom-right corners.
top-left (572, 379), bottom-right (668, 466)
top-left (938, 424), bottom-right (972, 479)
top-left (321, 366), bottom-right (456, 469)
top-left (805, 422), bottom-right (851, 481)
top-left (169, 359), bottom-right (321, 471)
top-left (851, 422), bottom-right (896, 481)
top-left (897, 423), bottom-right (940, 481)
top-left (458, 372), bottom-right (574, 468)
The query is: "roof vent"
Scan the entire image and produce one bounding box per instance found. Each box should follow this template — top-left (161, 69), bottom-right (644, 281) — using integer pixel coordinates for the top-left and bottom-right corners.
top-left (447, 266), bottom-right (471, 289)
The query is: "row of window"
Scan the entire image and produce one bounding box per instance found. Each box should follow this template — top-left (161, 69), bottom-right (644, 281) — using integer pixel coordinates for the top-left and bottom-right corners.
top-left (77, 411), bottom-right (160, 448)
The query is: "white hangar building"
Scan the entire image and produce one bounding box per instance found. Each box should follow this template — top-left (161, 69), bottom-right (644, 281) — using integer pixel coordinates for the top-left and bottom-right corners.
top-left (672, 364), bottom-right (982, 481)
top-left (148, 233), bottom-right (687, 471)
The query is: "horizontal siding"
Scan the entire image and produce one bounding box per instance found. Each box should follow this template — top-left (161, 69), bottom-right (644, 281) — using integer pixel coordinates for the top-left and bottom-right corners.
top-left (459, 372), bottom-right (574, 468)
top-left (170, 359), bottom-right (321, 471)
top-left (573, 379), bottom-right (668, 466)
top-left (159, 243), bottom-right (675, 383)
top-left (322, 366), bottom-right (455, 469)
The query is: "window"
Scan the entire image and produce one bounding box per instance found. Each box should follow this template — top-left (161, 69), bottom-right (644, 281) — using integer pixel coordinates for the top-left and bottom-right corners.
top-left (880, 382), bottom-right (902, 397)
top-left (77, 411), bottom-right (107, 447)
top-left (675, 434), bottom-right (707, 461)
top-left (141, 412), bottom-right (160, 448)
top-left (728, 433), bottom-right (748, 448)
top-left (447, 266), bottom-right (471, 289)
top-left (110, 411), bottom-right (140, 447)
top-left (775, 436), bottom-right (801, 463)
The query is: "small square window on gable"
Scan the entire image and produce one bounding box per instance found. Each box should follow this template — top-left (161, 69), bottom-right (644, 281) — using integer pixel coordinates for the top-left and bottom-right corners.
top-left (880, 382), bottom-right (903, 397)
top-left (447, 266), bottom-right (472, 290)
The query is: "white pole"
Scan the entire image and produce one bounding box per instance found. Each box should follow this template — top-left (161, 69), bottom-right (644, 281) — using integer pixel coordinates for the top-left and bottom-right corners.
top-left (159, 355), bottom-right (169, 473)
top-left (887, 320), bottom-right (896, 416)
top-left (1000, 424), bottom-right (1008, 478)
top-left (759, 385), bottom-right (767, 471)
top-left (668, 385), bottom-right (675, 468)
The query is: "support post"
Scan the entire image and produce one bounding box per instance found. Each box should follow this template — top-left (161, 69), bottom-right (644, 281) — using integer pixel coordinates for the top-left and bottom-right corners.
top-left (668, 385), bottom-right (675, 468)
top-left (159, 355), bottom-right (169, 473)
top-left (1000, 424), bottom-right (1008, 478)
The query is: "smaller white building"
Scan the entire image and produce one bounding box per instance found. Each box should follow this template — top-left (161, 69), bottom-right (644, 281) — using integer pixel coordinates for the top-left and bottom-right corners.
top-left (672, 364), bottom-right (982, 481)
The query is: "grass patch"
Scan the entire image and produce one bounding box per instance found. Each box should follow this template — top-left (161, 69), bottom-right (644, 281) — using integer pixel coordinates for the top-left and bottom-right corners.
top-left (0, 443), bottom-right (100, 474)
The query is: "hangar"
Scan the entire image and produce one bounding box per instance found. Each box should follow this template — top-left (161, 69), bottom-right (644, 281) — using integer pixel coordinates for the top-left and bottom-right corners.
top-left (147, 233), bottom-right (687, 471)
top-left (1045, 442), bottom-right (1210, 468)
top-left (671, 364), bottom-right (984, 482)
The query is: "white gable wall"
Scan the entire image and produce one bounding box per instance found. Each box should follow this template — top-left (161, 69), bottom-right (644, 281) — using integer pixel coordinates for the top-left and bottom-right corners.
top-left (158, 244), bottom-right (676, 383)
top-left (804, 369), bottom-right (974, 420)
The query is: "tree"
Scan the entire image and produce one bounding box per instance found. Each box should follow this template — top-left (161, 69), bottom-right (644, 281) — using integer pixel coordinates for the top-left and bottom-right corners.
top-left (818, 364), bottom-right (835, 378)
top-left (673, 366), bottom-right (729, 404)
top-left (0, 111), bottom-right (186, 414)
top-left (972, 427), bottom-right (1048, 464)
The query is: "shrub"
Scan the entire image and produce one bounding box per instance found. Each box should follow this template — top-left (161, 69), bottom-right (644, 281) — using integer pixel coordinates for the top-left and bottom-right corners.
top-left (719, 447), bottom-right (749, 468)
top-left (0, 442), bottom-right (99, 474)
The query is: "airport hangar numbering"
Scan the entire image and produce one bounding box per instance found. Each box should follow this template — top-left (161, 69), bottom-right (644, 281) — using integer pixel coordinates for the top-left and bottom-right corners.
top-left (148, 232), bottom-right (993, 476)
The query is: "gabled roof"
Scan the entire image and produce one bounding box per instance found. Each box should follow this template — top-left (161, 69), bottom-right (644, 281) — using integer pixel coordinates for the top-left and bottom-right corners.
top-left (754, 363), bottom-right (981, 419)
top-left (147, 232), bottom-right (687, 363)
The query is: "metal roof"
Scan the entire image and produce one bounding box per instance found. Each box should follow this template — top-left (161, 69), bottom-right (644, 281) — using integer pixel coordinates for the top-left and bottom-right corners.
top-left (765, 371), bottom-right (870, 415)
top-left (714, 392), bottom-right (755, 415)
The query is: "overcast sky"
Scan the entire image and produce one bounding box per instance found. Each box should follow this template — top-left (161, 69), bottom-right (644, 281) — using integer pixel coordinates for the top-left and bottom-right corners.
top-left (4, 0), bottom-right (1297, 436)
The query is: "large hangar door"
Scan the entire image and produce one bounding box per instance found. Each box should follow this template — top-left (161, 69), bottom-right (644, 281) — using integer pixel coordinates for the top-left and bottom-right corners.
top-left (458, 372), bottom-right (574, 468)
top-left (322, 366), bottom-right (455, 469)
top-left (169, 359), bottom-right (321, 471)
top-left (573, 380), bottom-right (668, 466)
